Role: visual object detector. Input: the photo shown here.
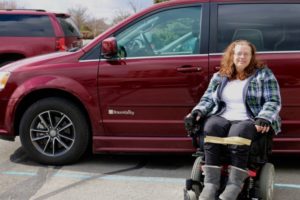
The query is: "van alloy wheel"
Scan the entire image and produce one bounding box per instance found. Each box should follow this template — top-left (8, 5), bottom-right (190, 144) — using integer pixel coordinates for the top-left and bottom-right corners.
top-left (20, 97), bottom-right (89, 165)
top-left (30, 110), bottom-right (75, 157)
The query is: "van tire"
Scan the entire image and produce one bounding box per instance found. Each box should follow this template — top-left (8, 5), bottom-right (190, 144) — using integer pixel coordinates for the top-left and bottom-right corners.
top-left (19, 97), bottom-right (89, 165)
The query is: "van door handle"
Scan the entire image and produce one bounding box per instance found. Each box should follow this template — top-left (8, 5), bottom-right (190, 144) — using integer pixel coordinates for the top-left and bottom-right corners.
top-left (177, 66), bottom-right (202, 73)
top-left (214, 66), bottom-right (221, 71)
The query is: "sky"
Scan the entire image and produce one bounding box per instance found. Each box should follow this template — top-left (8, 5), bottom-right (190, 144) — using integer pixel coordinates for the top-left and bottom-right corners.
top-left (21, 0), bottom-right (154, 22)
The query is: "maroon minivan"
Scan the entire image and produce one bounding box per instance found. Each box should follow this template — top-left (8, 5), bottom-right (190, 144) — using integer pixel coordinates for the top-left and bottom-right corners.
top-left (0, 0), bottom-right (299, 164)
top-left (0, 9), bottom-right (82, 66)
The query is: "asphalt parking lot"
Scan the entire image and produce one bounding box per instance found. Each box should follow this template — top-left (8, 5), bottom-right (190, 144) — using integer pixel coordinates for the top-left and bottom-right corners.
top-left (0, 138), bottom-right (300, 200)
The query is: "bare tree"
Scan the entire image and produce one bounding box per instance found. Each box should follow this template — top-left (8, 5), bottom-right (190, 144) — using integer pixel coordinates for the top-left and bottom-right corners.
top-left (67, 0), bottom-right (150, 38)
top-left (111, 0), bottom-right (145, 26)
top-left (154, 0), bottom-right (169, 3)
top-left (0, 0), bottom-right (23, 9)
top-left (128, 0), bottom-right (144, 13)
top-left (67, 5), bottom-right (111, 39)
top-left (86, 17), bottom-right (109, 38)
top-left (111, 9), bottom-right (131, 26)
top-left (67, 6), bottom-right (89, 30)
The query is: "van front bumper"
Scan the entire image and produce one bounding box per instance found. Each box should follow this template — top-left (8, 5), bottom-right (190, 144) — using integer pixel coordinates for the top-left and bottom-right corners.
top-left (0, 129), bottom-right (15, 141)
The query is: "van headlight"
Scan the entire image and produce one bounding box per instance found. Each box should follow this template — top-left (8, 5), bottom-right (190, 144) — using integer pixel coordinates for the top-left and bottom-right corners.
top-left (0, 72), bottom-right (10, 91)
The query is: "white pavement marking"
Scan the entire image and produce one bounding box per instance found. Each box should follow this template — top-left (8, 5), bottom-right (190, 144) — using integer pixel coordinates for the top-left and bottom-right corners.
top-left (1, 170), bottom-right (300, 189)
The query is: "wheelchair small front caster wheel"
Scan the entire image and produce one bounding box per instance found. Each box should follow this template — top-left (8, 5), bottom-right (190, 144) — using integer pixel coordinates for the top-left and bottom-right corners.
top-left (184, 188), bottom-right (197, 200)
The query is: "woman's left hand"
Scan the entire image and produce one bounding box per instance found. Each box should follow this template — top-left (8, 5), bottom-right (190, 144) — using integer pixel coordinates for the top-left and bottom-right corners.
top-left (255, 118), bottom-right (271, 133)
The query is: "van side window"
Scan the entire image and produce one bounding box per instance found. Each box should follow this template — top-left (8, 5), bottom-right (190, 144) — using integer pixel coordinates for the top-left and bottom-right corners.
top-left (115, 6), bottom-right (201, 58)
top-left (0, 14), bottom-right (54, 37)
top-left (217, 4), bottom-right (300, 52)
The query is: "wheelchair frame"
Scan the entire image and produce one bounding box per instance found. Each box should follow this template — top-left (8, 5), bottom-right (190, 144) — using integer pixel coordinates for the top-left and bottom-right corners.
top-left (183, 121), bottom-right (275, 200)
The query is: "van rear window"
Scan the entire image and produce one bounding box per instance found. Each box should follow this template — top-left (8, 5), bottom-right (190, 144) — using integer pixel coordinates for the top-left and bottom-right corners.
top-left (0, 14), bottom-right (54, 37)
top-left (217, 4), bottom-right (300, 52)
top-left (57, 17), bottom-right (81, 37)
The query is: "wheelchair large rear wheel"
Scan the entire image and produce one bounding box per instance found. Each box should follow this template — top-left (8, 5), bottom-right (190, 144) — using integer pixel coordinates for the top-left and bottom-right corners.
top-left (190, 156), bottom-right (204, 197)
top-left (259, 163), bottom-right (275, 200)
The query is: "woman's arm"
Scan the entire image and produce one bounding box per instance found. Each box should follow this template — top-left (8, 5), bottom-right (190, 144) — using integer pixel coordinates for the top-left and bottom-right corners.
top-left (192, 73), bottom-right (220, 116)
top-left (256, 68), bottom-right (282, 126)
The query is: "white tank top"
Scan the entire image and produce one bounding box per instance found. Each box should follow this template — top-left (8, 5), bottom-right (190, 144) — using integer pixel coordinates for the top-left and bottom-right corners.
top-left (220, 78), bottom-right (249, 121)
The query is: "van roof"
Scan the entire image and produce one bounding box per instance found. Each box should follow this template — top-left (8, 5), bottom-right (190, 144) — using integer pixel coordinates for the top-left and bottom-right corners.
top-left (169, 0), bottom-right (300, 3)
top-left (0, 9), bottom-right (69, 16)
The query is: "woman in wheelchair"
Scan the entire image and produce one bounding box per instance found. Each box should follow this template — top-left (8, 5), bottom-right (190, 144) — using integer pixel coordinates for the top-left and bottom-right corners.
top-left (185, 40), bottom-right (281, 200)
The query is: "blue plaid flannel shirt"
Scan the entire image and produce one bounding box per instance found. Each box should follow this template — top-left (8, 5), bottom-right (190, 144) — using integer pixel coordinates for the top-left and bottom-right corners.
top-left (192, 66), bottom-right (282, 134)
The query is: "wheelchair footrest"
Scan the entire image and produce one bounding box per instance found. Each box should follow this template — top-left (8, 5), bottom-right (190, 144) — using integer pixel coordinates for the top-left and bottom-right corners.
top-left (186, 179), bottom-right (201, 190)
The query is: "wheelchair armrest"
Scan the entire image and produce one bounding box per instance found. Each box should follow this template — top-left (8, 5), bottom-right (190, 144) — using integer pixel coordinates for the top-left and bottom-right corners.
top-left (192, 149), bottom-right (204, 158)
top-left (249, 132), bottom-right (274, 165)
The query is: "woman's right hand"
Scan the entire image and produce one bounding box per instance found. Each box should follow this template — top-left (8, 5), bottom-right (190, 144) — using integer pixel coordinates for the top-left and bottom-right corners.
top-left (184, 110), bottom-right (202, 132)
top-left (191, 109), bottom-right (202, 121)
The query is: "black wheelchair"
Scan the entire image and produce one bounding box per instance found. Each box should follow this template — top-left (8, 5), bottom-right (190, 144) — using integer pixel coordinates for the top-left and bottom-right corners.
top-left (183, 116), bottom-right (275, 200)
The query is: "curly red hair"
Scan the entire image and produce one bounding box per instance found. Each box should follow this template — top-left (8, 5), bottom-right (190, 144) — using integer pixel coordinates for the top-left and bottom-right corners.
top-left (219, 40), bottom-right (263, 80)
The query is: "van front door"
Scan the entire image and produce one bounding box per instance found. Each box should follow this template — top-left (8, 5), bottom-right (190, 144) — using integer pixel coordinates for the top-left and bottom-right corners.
top-left (97, 4), bottom-right (209, 152)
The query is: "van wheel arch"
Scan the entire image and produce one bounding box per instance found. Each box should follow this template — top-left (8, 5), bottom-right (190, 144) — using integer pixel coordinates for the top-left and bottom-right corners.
top-left (14, 90), bottom-right (93, 153)
top-left (0, 53), bottom-right (25, 67)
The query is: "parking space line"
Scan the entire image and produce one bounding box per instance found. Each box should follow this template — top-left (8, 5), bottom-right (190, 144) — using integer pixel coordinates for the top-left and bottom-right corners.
top-left (101, 174), bottom-right (184, 184)
top-left (2, 171), bottom-right (37, 176)
top-left (274, 183), bottom-right (300, 189)
top-left (1, 170), bottom-right (300, 189)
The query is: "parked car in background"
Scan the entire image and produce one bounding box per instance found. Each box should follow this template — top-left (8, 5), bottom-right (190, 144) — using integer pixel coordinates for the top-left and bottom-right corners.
top-left (0, 9), bottom-right (82, 66)
top-left (1, 0), bottom-right (300, 165)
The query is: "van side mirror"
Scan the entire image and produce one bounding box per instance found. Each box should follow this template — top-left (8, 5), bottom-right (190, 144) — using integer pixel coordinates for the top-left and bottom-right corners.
top-left (101, 37), bottom-right (118, 59)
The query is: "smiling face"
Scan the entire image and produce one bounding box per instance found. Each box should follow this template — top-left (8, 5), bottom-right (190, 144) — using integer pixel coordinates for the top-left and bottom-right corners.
top-left (233, 43), bottom-right (252, 73)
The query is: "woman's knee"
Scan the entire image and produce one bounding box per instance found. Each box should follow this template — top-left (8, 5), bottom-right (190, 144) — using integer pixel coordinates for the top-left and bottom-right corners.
top-left (229, 120), bottom-right (256, 139)
top-left (203, 116), bottom-right (230, 137)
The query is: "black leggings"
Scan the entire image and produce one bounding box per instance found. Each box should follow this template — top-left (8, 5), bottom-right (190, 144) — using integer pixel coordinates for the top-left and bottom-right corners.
top-left (203, 115), bottom-right (257, 169)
